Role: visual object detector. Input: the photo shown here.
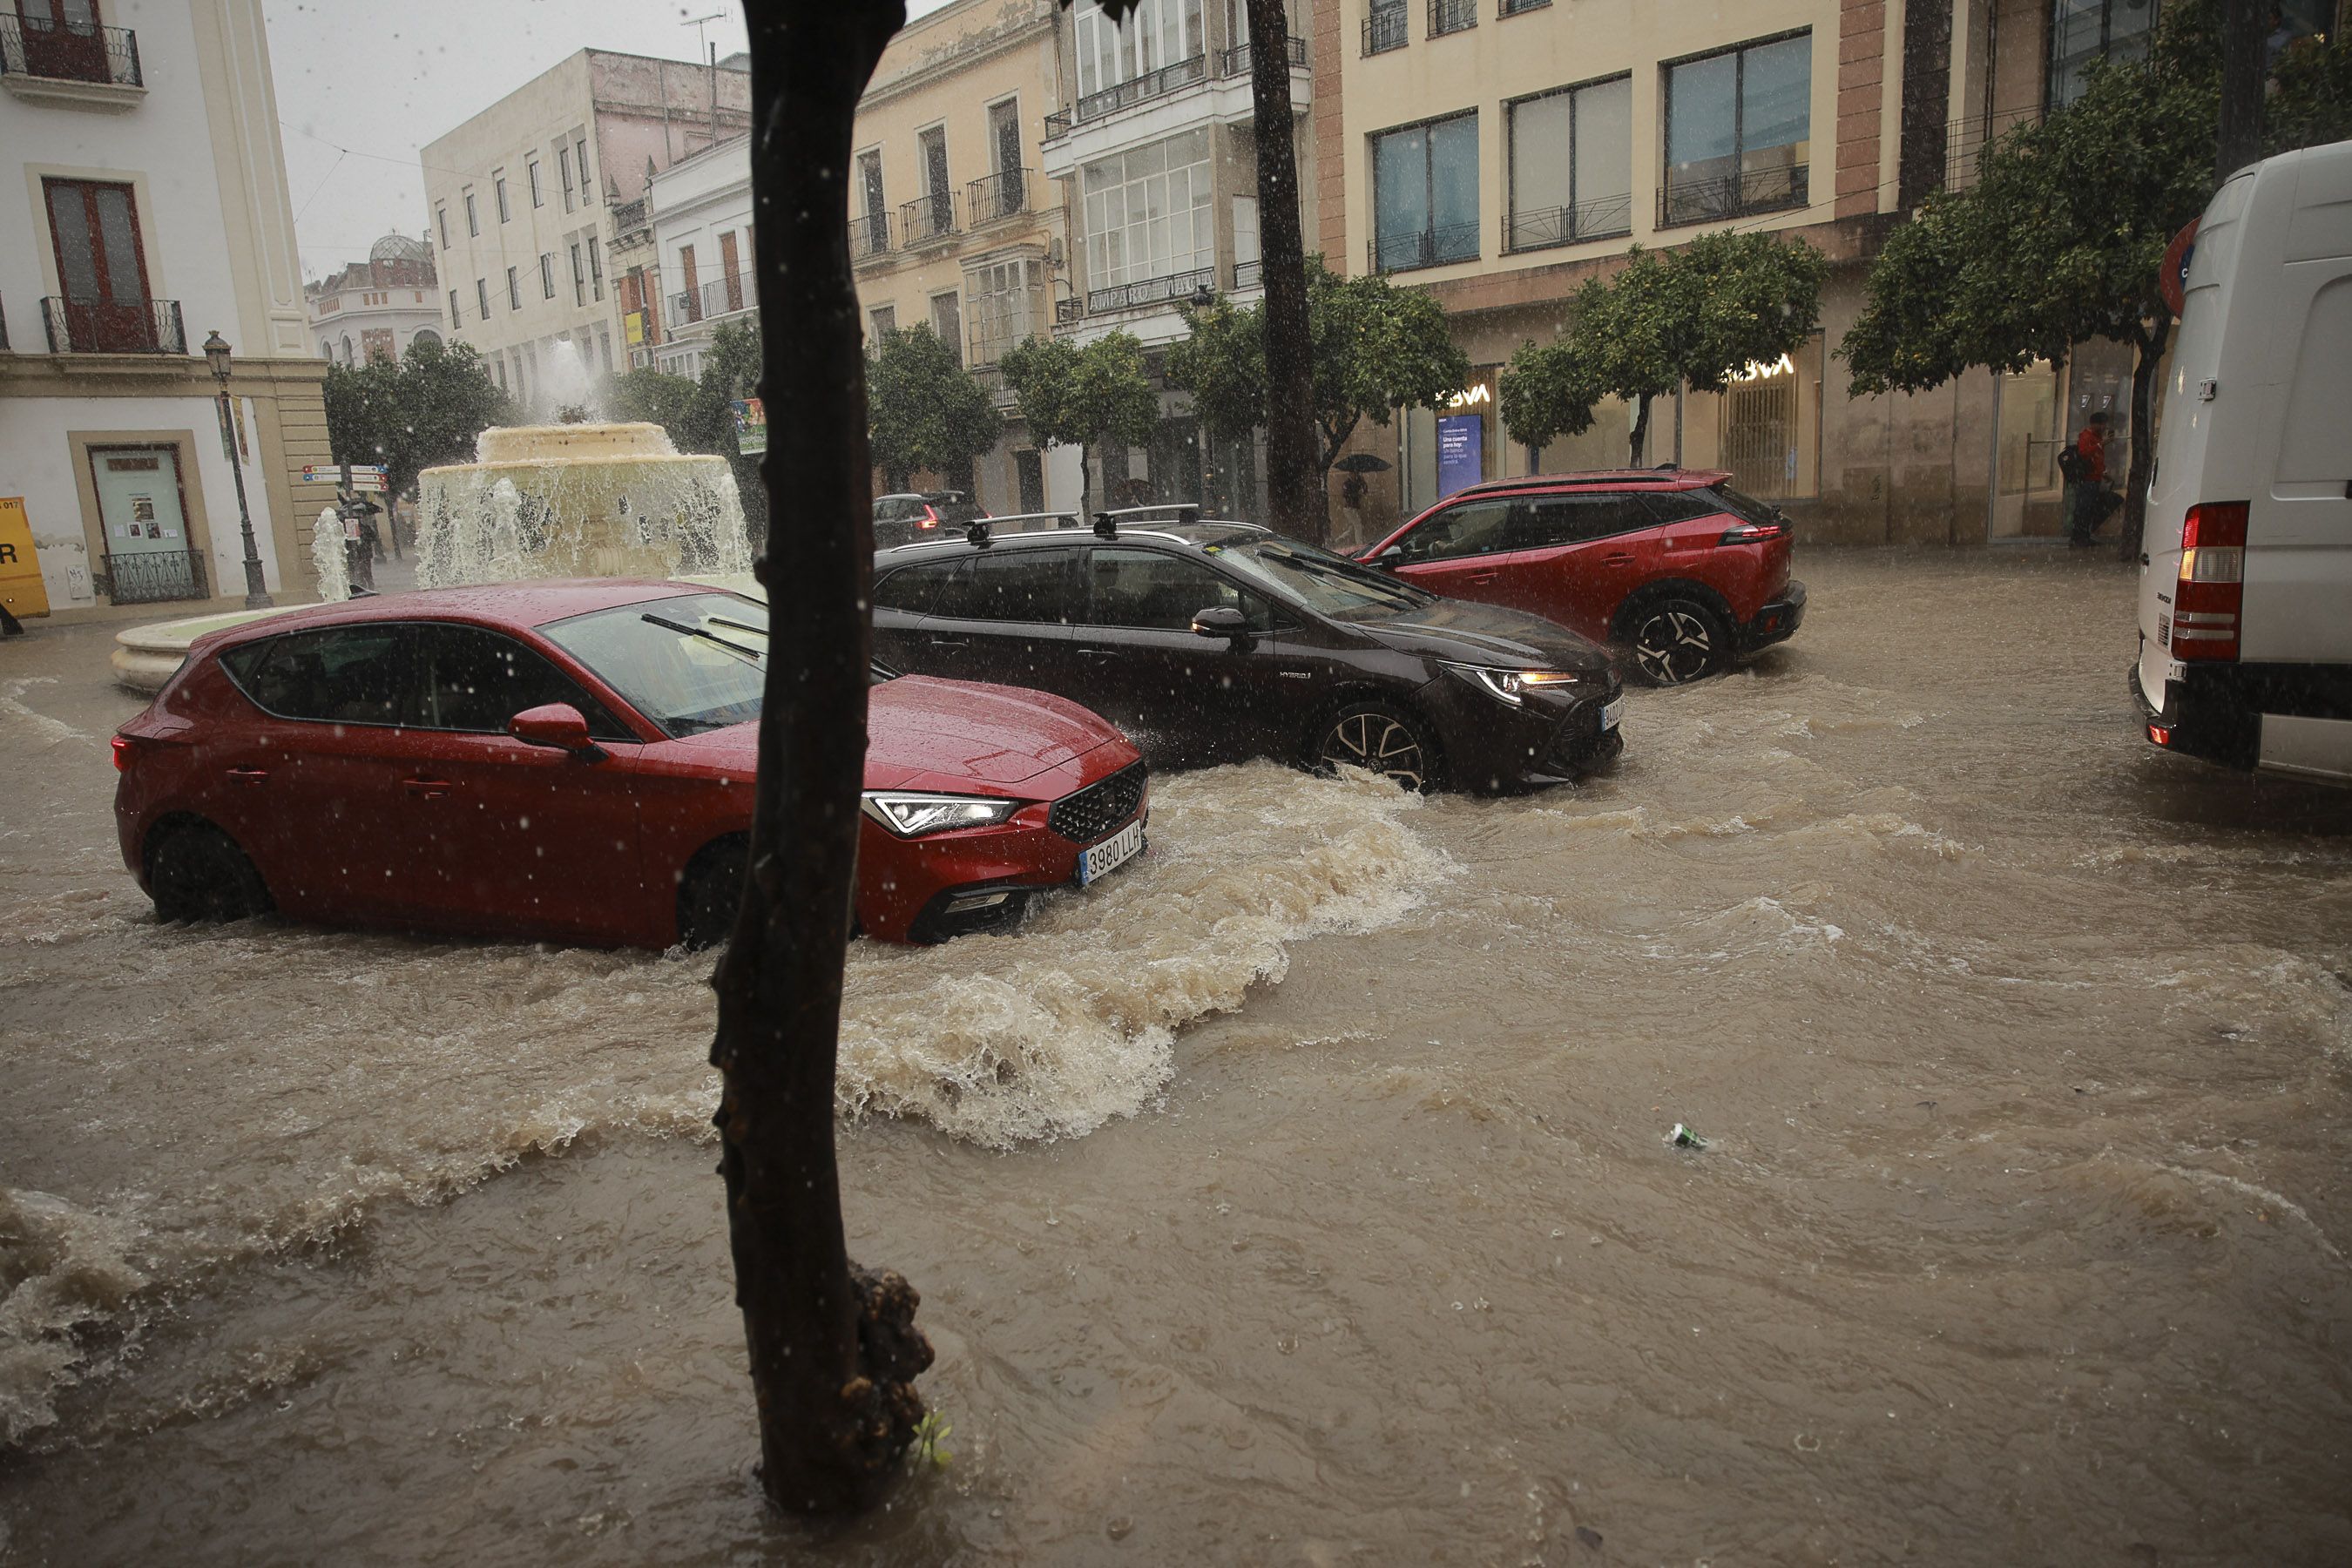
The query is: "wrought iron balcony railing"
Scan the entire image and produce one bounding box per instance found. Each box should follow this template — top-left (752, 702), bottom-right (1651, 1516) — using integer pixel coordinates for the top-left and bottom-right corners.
top-left (850, 211), bottom-right (893, 260)
top-left (1428, 0), bottom-right (1476, 37)
top-left (1658, 163), bottom-right (1810, 228)
top-left (1072, 53), bottom-right (1206, 125)
top-left (1217, 35), bottom-right (1309, 77)
top-left (0, 15), bottom-right (142, 87)
top-left (1085, 266), bottom-right (1217, 316)
top-left (98, 549), bottom-right (206, 605)
top-left (1504, 190), bottom-right (1634, 253)
top-left (901, 193), bottom-right (956, 246)
top-left (40, 297), bottom-right (185, 354)
top-left (966, 168), bottom-right (1031, 227)
top-left (611, 197), bottom-right (649, 238)
top-left (1362, 6), bottom-right (1408, 56)
top-left (1941, 108), bottom-right (2038, 193)
top-left (1232, 258), bottom-right (1262, 291)
top-left (672, 274), bottom-right (752, 327)
top-left (1368, 222), bottom-right (1479, 274)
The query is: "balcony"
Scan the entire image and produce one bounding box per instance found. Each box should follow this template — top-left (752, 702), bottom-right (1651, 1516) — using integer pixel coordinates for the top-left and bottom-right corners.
top-left (1428, 0), bottom-right (1476, 38)
top-left (1085, 266), bottom-right (1216, 317)
top-left (1369, 222), bottom-right (1479, 274)
top-left (1658, 163), bottom-right (1810, 229)
top-left (40, 297), bottom-right (186, 355)
top-left (1941, 108), bottom-right (2038, 194)
top-left (611, 197), bottom-right (650, 240)
top-left (967, 361), bottom-right (1020, 409)
top-left (900, 193), bottom-right (956, 247)
top-left (1042, 34), bottom-right (1309, 174)
top-left (671, 274), bottom-right (753, 329)
top-left (849, 211), bottom-right (893, 262)
top-left (1216, 36), bottom-right (1308, 78)
top-left (1232, 258), bottom-right (1262, 292)
top-left (1504, 190), bottom-right (1634, 254)
top-left (1362, 6), bottom-right (1407, 56)
top-left (0, 15), bottom-right (144, 108)
top-left (966, 168), bottom-right (1031, 228)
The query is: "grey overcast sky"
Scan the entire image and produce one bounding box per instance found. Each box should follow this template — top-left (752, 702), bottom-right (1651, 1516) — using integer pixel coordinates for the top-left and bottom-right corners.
top-left (267, 0), bottom-right (958, 283)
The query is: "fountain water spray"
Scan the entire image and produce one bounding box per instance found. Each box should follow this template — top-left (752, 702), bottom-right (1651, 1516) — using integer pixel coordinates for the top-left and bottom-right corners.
top-left (414, 422), bottom-right (754, 588)
top-left (311, 507), bottom-right (350, 602)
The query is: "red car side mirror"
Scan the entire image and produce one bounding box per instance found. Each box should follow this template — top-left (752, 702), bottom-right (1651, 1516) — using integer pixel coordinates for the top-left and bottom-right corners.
top-left (509, 702), bottom-right (600, 756)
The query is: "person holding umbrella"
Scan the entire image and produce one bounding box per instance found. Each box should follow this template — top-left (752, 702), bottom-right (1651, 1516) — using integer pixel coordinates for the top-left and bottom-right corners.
top-left (1332, 452), bottom-right (1390, 550)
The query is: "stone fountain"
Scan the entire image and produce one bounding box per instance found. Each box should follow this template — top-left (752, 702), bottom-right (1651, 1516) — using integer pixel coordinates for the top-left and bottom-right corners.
top-left (413, 421), bottom-right (754, 588)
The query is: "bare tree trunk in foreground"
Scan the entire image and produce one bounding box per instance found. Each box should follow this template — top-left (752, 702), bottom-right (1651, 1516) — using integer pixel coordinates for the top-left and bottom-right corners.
top-left (712, 0), bottom-right (931, 1517)
top-left (1247, 0), bottom-right (1322, 544)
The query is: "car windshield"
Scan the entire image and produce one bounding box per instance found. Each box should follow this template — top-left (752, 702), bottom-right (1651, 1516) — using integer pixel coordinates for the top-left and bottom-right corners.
top-left (1200, 535), bottom-right (1436, 621)
top-left (544, 592), bottom-right (767, 737)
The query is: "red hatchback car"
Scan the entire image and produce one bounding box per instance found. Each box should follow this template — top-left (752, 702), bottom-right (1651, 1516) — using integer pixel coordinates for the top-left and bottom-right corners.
top-left (112, 582), bottom-right (1147, 948)
top-left (1359, 470), bottom-right (1806, 685)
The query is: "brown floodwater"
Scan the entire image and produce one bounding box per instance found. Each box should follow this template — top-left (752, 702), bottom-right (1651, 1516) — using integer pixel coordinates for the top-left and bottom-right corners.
top-left (3, 551), bottom-right (2348, 1565)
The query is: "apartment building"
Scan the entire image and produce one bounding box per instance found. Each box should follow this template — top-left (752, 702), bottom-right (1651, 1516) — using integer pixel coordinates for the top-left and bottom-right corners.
top-left (1310, 0), bottom-right (2333, 545)
top-left (305, 233), bottom-right (442, 367)
top-left (853, 0), bottom-right (1071, 512)
top-left (1, 0), bottom-right (328, 617)
top-left (1042, 0), bottom-right (1313, 513)
top-left (645, 135), bottom-right (754, 383)
top-left (421, 50), bottom-right (751, 412)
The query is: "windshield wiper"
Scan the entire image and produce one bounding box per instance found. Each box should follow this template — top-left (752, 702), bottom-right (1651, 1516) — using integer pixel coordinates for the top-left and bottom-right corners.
top-left (641, 612), bottom-right (764, 664)
top-left (706, 614), bottom-right (770, 639)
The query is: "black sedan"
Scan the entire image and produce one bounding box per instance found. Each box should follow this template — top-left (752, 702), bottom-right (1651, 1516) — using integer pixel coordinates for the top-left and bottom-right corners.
top-left (868, 515), bottom-right (1622, 791)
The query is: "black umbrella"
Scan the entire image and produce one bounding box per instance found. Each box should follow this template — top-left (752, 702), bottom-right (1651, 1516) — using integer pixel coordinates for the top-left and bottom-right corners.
top-left (1332, 452), bottom-right (1391, 474)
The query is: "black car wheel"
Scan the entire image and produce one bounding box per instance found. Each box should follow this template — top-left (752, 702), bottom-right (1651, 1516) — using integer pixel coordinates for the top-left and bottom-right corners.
top-left (1625, 598), bottom-right (1730, 686)
top-left (147, 821), bottom-right (272, 923)
top-left (678, 835), bottom-right (748, 951)
top-left (1312, 702), bottom-right (1438, 791)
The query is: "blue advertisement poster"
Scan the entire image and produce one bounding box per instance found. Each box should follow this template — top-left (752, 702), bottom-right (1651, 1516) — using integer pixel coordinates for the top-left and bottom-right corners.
top-left (1436, 413), bottom-right (1484, 498)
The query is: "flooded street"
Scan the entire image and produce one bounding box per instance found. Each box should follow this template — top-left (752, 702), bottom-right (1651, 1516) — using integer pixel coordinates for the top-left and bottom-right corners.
top-left (3, 550), bottom-right (2349, 1565)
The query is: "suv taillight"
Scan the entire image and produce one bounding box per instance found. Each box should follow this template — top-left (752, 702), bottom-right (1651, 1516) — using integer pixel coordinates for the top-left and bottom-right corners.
top-left (1718, 520), bottom-right (1788, 545)
top-left (111, 736), bottom-right (138, 771)
top-left (2173, 502), bottom-right (2248, 662)
top-left (918, 504), bottom-right (939, 530)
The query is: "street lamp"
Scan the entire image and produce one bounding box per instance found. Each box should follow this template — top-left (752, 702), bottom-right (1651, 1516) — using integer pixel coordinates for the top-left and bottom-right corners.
top-left (202, 329), bottom-right (274, 609)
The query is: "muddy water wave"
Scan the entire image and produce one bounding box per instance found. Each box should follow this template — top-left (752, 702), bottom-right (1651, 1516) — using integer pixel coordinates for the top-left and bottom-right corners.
top-left (0, 762), bottom-right (1446, 1448)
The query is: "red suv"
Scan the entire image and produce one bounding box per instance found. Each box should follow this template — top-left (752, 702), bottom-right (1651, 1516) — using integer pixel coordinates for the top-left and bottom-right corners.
top-left (1358, 470), bottom-right (1805, 684)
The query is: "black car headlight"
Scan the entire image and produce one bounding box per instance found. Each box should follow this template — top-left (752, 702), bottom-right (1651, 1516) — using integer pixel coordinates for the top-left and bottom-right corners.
top-left (860, 791), bottom-right (1024, 837)
top-left (1441, 662), bottom-right (1590, 707)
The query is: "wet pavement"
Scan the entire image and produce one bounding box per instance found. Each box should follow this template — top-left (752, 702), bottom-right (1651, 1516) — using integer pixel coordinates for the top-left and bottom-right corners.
top-left (3, 549), bottom-right (2348, 1565)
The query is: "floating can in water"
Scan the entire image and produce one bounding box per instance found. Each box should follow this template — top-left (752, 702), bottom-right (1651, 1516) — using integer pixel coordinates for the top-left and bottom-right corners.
top-left (1667, 1123), bottom-right (1707, 1150)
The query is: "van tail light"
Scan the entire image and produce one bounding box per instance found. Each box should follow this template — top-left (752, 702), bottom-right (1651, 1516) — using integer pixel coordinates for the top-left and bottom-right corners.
top-left (2173, 501), bottom-right (2247, 662)
top-left (918, 505), bottom-right (939, 531)
top-left (1718, 520), bottom-right (1788, 545)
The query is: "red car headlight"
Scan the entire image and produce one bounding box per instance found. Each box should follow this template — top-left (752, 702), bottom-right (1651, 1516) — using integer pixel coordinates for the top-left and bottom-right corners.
top-left (861, 791), bottom-right (1023, 837)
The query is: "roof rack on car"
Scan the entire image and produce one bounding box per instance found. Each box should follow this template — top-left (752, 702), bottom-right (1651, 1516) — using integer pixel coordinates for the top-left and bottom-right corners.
top-left (1099, 504), bottom-right (1205, 525)
top-left (966, 519), bottom-right (991, 546)
top-left (971, 510), bottom-right (1085, 531)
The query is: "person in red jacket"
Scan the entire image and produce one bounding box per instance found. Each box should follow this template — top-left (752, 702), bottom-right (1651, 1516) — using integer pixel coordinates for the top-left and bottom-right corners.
top-left (2065, 410), bottom-right (2113, 546)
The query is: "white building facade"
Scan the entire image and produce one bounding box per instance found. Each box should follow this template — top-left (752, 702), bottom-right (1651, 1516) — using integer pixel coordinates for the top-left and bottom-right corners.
top-left (419, 48), bottom-right (750, 413)
top-left (1, 0), bottom-right (328, 616)
top-left (645, 136), bottom-right (754, 383)
top-left (306, 233), bottom-right (443, 366)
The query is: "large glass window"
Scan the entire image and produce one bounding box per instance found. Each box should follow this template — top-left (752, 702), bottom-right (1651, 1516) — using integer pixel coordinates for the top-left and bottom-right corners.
top-left (931, 549), bottom-right (1083, 623)
top-left (417, 625), bottom-right (628, 738)
top-left (1074, 0), bottom-right (1205, 98)
top-left (1371, 112), bottom-right (1479, 272)
top-left (1662, 32), bottom-right (1810, 226)
top-left (1506, 76), bottom-right (1632, 252)
top-left (1082, 129), bottom-right (1214, 289)
top-left (544, 594), bottom-right (768, 738)
top-left (224, 625), bottom-right (424, 727)
top-left (2048, 0), bottom-right (2159, 107)
top-left (966, 258), bottom-right (1044, 365)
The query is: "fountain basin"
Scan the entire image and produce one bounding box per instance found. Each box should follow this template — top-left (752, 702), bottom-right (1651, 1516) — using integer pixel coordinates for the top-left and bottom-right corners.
top-left (111, 607), bottom-right (287, 694)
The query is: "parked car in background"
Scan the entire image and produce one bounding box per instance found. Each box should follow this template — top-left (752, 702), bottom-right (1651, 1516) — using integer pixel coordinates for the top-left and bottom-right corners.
top-left (112, 583), bottom-right (1147, 948)
top-left (874, 490), bottom-right (988, 549)
top-left (2135, 139), bottom-right (2352, 785)
top-left (868, 511), bottom-right (1623, 792)
top-left (1357, 470), bottom-right (1806, 685)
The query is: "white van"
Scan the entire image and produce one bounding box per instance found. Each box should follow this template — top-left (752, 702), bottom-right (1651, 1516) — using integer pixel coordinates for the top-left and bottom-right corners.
top-left (2134, 139), bottom-right (2352, 784)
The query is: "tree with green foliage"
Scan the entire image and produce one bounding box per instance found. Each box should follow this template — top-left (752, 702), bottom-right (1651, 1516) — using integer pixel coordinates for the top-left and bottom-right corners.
top-left (1841, 0), bottom-right (2349, 553)
top-left (1515, 232), bottom-right (1824, 468)
top-left (864, 323), bottom-right (1003, 492)
top-left (605, 366), bottom-right (709, 447)
top-left (321, 336), bottom-right (513, 499)
top-left (997, 329), bottom-right (1159, 517)
top-left (1168, 257), bottom-right (1469, 540)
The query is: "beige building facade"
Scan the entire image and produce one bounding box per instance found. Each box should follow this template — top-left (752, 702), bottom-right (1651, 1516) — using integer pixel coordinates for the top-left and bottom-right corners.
top-left (850, 0), bottom-right (1071, 512)
top-left (1304, 0), bottom-right (2236, 547)
top-left (1, 0), bottom-right (330, 618)
top-left (305, 233), bottom-right (443, 367)
top-left (421, 50), bottom-right (750, 414)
